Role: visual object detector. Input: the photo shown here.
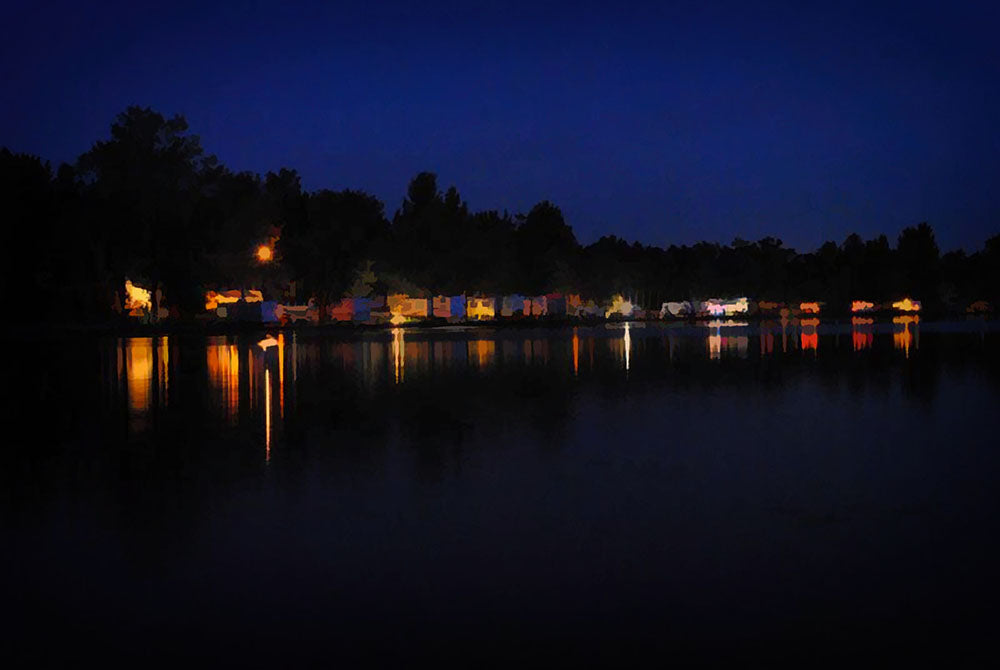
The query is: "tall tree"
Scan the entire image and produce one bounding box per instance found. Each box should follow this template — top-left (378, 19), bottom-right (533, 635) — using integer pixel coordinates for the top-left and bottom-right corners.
top-left (279, 189), bottom-right (389, 315)
top-left (76, 106), bottom-right (215, 312)
top-left (896, 223), bottom-right (940, 302)
top-left (515, 201), bottom-right (579, 294)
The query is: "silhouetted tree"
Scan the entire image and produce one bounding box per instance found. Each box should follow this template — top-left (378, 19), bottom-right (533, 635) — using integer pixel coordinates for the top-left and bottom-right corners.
top-left (279, 189), bottom-right (389, 315)
top-left (76, 106), bottom-right (215, 312)
top-left (897, 222), bottom-right (940, 304)
top-left (515, 201), bottom-right (579, 294)
top-left (3, 105), bottom-right (998, 324)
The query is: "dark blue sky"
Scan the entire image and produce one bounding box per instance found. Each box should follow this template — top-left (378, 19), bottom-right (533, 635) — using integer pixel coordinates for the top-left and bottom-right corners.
top-left (3, 0), bottom-right (998, 251)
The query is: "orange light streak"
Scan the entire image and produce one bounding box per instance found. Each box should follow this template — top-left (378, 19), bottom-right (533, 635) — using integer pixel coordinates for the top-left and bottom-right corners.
top-left (572, 328), bottom-right (579, 376)
top-left (265, 368), bottom-right (271, 461)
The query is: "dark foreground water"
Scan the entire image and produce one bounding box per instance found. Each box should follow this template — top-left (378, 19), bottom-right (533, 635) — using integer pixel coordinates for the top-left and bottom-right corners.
top-left (4, 318), bottom-right (1000, 665)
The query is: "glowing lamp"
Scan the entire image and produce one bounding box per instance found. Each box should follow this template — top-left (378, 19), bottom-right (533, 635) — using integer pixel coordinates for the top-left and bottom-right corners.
top-left (256, 245), bottom-right (273, 262)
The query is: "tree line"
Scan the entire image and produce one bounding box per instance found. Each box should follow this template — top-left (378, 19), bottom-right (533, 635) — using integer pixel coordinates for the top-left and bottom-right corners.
top-left (3, 105), bottom-right (998, 323)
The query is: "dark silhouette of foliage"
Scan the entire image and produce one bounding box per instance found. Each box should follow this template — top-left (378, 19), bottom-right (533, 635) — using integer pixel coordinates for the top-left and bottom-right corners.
top-left (279, 188), bottom-right (389, 315)
top-left (2, 106), bottom-right (998, 324)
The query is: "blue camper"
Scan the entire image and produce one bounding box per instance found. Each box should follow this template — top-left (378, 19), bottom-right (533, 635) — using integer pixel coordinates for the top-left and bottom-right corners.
top-left (502, 294), bottom-right (526, 317)
top-left (449, 295), bottom-right (466, 320)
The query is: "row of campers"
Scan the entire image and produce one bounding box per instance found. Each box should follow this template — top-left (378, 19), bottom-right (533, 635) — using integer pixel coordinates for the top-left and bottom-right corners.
top-left (202, 291), bottom-right (653, 325)
top-left (201, 291), bottom-right (935, 325)
top-left (658, 297), bottom-right (929, 319)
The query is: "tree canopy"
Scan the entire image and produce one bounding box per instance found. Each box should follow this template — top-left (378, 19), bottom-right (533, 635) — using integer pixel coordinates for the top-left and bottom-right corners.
top-left (2, 106), bottom-right (998, 323)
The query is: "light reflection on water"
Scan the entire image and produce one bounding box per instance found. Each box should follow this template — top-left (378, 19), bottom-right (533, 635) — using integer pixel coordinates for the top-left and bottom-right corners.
top-left (470, 339), bottom-right (496, 369)
top-left (800, 317), bottom-right (819, 352)
top-left (893, 315), bottom-right (920, 358)
top-left (706, 320), bottom-right (749, 360)
top-left (119, 336), bottom-right (170, 433)
top-left (106, 317), bottom-right (967, 453)
top-left (852, 317), bottom-right (874, 351)
top-left (206, 337), bottom-right (240, 424)
top-left (21, 318), bottom-right (1000, 663)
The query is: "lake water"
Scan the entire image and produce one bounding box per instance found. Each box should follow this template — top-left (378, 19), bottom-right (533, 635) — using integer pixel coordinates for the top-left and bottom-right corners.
top-left (4, 319), bottom-right (1000, 664)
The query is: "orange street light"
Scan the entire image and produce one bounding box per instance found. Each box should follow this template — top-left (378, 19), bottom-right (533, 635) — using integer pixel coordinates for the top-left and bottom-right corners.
top-left (256, 245), bottom-right (273, 262)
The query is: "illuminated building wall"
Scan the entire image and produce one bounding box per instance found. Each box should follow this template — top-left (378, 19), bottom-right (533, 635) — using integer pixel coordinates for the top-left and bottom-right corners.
top-left (433, 295), bottom-right (452, 318)
top-left (448, 295), bottom-right (466, 320)
top-left (467, 296), bottom-right (496, 320)
top-left (328, 298), bottom-right (354, 321)
top-left (606, 295), bottom-right (634, 318)
top-left (124, 279), bottom-right (152, 316)
top-left (275, 300), bottom-right (318, 324)
top-left (661, 301), bottom-right (692, 318)
top-left (701, 298), bottom-right (748, 317)
top-left (566, 294), bottom-right (582, 315)
top-left (892, 298), bottom-right (921, 312)
top-left (388, 294), bottom-right (430, 320)
top-left (528, 296), bottom-right (548, 316)
top-left (501, 295), bottom-right (526, 317)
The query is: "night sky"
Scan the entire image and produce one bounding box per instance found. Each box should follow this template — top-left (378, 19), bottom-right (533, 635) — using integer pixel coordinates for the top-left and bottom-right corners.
top-left (3, 0), bottom-right (998, 251)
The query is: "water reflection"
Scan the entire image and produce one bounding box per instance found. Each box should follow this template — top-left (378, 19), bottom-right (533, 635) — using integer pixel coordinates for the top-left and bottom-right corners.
top-left (120, 336), bottom-right (170, 432)
top-left (893, 316), bottom-right (920, 358)
top-left (760, 321), bottom-right (777, 356)
top-left (708, 328), bottom-right (721, 359)
top-left (392, 327), bottom-right (404, 384)
top-left (265, 368), bottom-right (272, 461)
top-left (623, 322), bottom-right (631, 371)
top-left (432, 341), bottom-right (461, 371)
top-left (800, 318), bottom-right (819, 353)
top-left (108, 318), bottom-right (953, 446)
top-left (207, 337), bottom-right (240, 423)
top-left (572, 328), bottom-right (580, 376)
top-left (852, 317), bottom-right (874, 351)
top-left (706, 320), bottom-right (749, 360)
top-left (278, 333), bottom-right (285, 416)
top-left (523, 338), bottom-right (549, 366)
top-left (25, 323), bottom-right (1000, 666)
top-left (469, 339), bottom-right (496, 369)
top-left (126, 337), bottom-right (153, 417)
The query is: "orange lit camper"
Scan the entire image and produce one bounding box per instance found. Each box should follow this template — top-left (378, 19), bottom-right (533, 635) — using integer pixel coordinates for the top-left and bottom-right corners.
top-left (892, 298), bottom-right (921, 312)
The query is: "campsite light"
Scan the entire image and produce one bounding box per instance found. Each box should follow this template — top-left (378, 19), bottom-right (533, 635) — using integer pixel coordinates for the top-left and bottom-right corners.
top-left (124, 279), bottom-right (152, 314)
top-left (892, 298), bottom-right (921, 312)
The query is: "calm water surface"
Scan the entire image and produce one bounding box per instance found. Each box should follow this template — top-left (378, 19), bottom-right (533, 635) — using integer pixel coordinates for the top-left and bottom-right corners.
top-left (4, 319), bottom-right (1000, 663)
